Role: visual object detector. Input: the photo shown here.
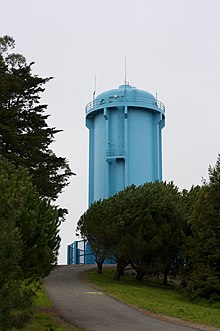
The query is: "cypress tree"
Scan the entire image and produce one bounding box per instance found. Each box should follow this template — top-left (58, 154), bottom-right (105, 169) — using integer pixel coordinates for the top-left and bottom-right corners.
top-left (0, 35), bottom-right (73, 200)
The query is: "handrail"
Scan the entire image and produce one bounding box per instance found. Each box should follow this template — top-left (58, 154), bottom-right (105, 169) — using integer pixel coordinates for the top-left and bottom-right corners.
top-left (85, 95), bottom-right (165, 114)
top-left (106, 148), bottom-right (125, 158)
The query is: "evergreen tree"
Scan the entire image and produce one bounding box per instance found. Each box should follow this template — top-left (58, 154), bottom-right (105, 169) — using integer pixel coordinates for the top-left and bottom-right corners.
top-left (184, 154), bottom-right (220, 300)
top-left (0, 35), bottom-right (73, 200)
top-left (0, 35), bottom-right (73, 328)
top-left (77, 199), bottom-right (114, 273)
top-left (130, 182), bottom-right (185, 284)
top-left (0, 157), bottom-right (61, 329)
top-left (77, 182), bottom-right (185, 282)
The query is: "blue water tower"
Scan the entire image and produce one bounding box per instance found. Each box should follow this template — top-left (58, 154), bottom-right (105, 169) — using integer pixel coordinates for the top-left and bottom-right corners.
top-left (67, 83), bottom-right (165, 264)
top-left (85, 84), bottom-right (165, 206)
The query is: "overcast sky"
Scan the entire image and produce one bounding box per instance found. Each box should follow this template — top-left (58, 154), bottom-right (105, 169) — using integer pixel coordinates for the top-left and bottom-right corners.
top-left (1, 0), bottom-right (220, 264)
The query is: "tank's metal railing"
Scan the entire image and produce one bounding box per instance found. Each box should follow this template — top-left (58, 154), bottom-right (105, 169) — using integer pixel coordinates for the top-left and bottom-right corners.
top-left (85, 95), bottom-right (165, 114)
top-left (106, 148), bottom-right (125, 158)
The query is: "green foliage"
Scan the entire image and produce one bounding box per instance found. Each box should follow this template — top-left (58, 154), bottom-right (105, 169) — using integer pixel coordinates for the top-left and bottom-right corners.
top-left (0, 217), bottom-right (32, 330)
top-left (15, 286), bottom-right (75, 331)
top-left (0, 35), bottom-right (73, 329)
top-left (183, 154), bottom-right (220, 301)
top-left (88, 268), bottom-right (220, 328)
top-left (77, 182), bottom-right (186, 282)
top-left (77, 199), bottom-right (115, 273)
top-left (0, 35), bottom-right (73, 200)
top-left (0, 157), bottom-right (61, 329)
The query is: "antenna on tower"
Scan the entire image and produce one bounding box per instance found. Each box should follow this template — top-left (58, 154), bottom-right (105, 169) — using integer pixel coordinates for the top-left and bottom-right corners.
top-left (93, 74), bottom-right (96, 101)
top-left (124, 56), bottom-right (127, 86)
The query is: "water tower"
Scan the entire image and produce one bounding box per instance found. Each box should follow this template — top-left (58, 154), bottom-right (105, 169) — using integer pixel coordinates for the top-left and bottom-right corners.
top-left (86, 84), bottom-right (165, 205)
top-left (67, 83), bottom-right (165, 264)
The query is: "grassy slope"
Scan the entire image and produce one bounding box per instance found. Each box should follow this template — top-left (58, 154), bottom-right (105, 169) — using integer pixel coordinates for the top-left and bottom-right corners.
top-left (13, 286), bottom-right (80, 331)
top-left (87, 267), bottom-right (220, 329)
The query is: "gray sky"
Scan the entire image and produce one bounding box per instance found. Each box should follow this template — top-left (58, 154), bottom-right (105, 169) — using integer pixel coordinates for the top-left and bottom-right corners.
top-left (1, 0), bottom-right (220, 264)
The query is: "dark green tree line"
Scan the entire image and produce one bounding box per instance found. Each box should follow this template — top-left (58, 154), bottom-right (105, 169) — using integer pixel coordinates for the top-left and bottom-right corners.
top-left (0, 157), bottom-right (61, 329)
top-left (77, 182), bottom-right (186, 282)
top-left (182, 155), bottom-right (220, 300)
top-left (78, 157), bottom-right (220, 301)
top-left (0, 35), bottom-right (74, 328)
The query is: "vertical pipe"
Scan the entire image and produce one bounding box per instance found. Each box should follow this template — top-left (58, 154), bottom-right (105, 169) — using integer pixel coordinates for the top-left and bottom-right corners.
top-left (74, 241), bottom-right (78, 265)
top-left (159, 116), bottom-right (165, 181)
top-left (104, 107), bottom-right (109, 198)
top-left (67, 245), bottom-right (71, 265)
top-left (87, 119), bottom-right (94, 206)
top-left (155, 114), bottom-right (160, 181)
top-left (124, 106), bottom-right (128, 187)
top-left (84, 239), bottom-right (86, 264)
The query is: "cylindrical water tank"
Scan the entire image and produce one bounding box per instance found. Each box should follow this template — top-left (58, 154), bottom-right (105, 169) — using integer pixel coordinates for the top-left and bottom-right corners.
top-left (85, 84), bottom-right (165, 205)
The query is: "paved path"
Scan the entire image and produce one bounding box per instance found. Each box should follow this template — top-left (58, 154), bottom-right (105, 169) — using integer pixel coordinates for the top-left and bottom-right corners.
top-left (44, 265), bottom-right (199, 331)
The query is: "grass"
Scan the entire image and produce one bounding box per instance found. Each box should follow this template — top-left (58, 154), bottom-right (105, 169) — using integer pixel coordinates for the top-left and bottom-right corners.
top-left (12, 286), bottom-right (83, 331)
top-left (87, 267), bottom-right (220, 329)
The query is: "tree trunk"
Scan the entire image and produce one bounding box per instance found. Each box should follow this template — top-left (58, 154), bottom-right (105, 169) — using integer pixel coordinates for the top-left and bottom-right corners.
top-left (163, 265), bottom-right (170, 285)
top-left (136, 270), bottom-right (145, 282)
top-left (96, 259), bottom-right (105, 274)
top-left (130, 262), bottom-right (145, 282)
top-left (114, 264), bottom-right (123, 281)
top-left (114, 260), bottom-right (128, 281)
